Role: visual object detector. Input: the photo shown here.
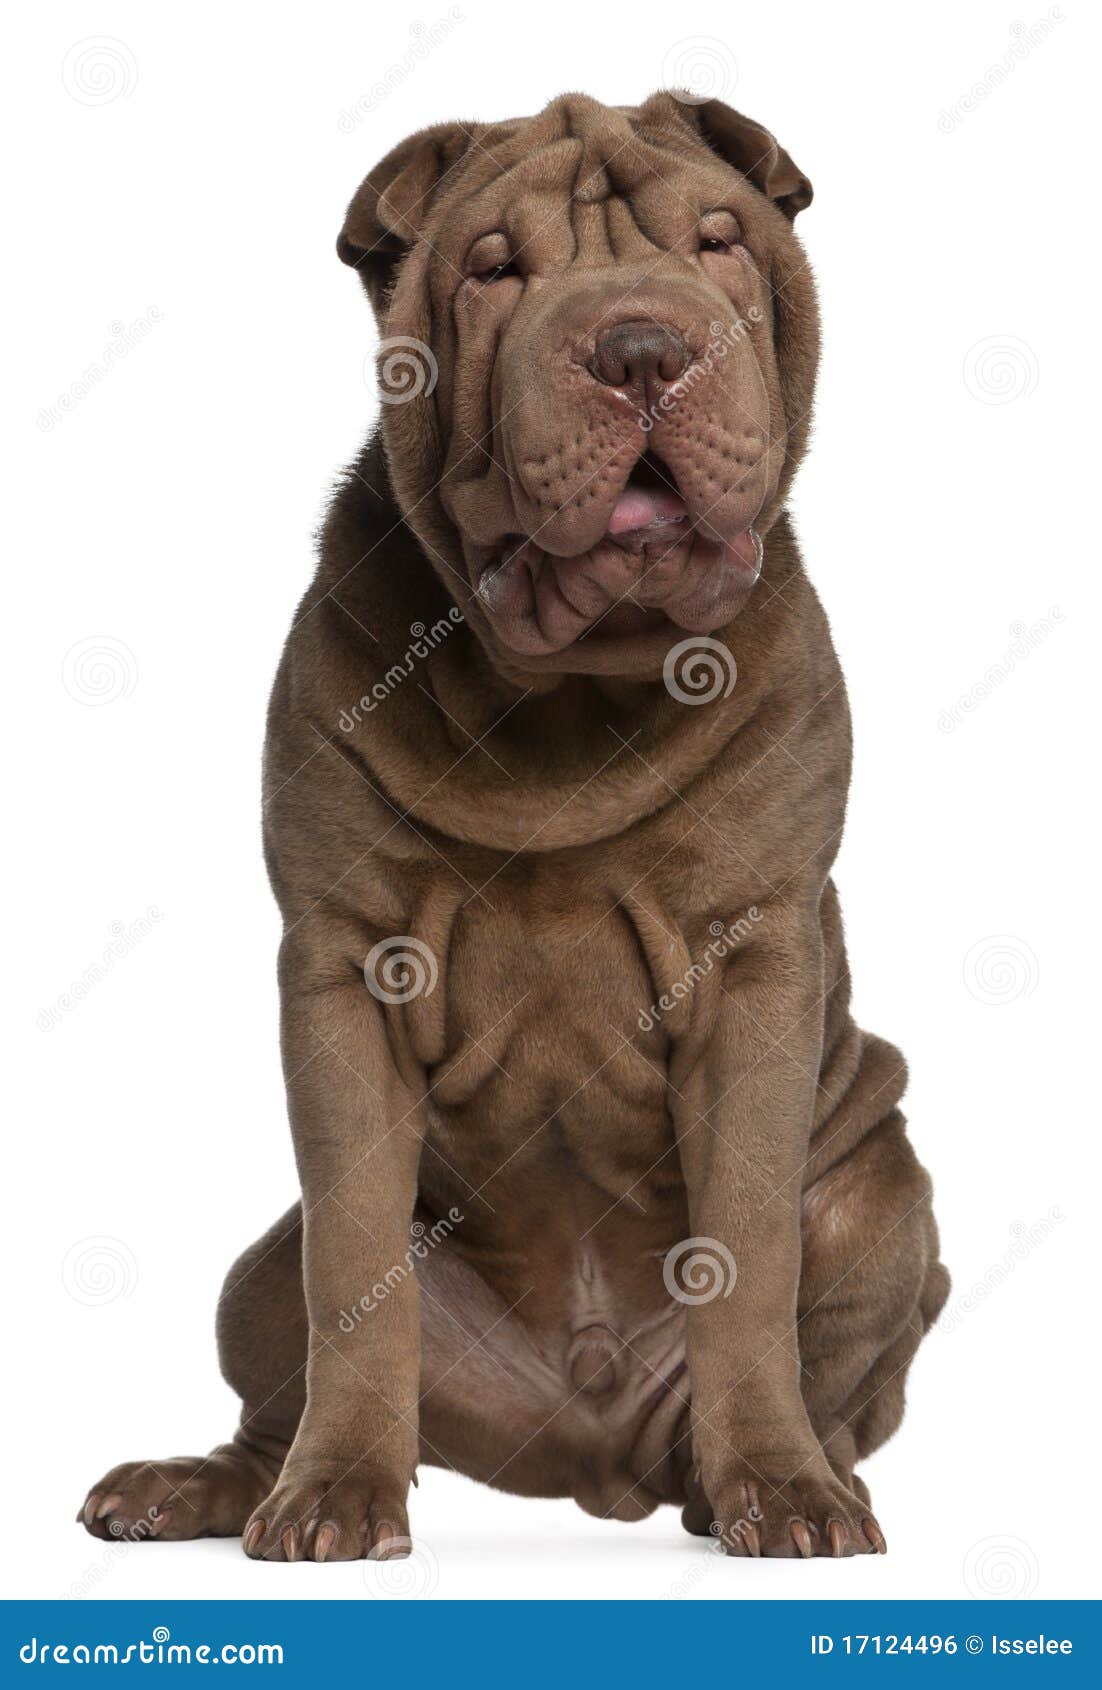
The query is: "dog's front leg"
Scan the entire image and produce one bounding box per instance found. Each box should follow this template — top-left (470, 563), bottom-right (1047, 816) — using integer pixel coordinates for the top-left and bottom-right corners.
top-left (243, 928), bottom-right (425, 1563)
top-left (672, 909), bottom-right (883, 1558)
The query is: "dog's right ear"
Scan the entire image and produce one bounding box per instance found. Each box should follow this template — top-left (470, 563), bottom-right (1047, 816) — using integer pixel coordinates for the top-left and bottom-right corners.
top-left (337, 121), bottom-right (478, 316)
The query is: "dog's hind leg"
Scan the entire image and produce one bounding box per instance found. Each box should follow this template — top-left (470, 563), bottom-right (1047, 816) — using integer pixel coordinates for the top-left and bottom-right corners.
top-left (796, 1089), bottom-right (948, 1524)
top-left (79, 1207), bottom-right (306, 1543)
top-left (79, 1199), bottom-right (584, 1547)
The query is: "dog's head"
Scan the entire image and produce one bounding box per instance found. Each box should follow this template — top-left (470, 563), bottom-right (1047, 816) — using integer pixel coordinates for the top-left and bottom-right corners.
top-left (340, 92), bottom-right (818, 678)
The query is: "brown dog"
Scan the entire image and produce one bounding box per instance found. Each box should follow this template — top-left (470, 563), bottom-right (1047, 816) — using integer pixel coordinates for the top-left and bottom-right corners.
top-left (79, 91), bottom-right (947, 1561)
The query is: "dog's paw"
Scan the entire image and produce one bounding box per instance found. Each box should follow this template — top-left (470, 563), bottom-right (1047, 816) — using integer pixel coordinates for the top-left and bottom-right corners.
top-left (78, 1449), bottom-right (266, 1543)
top-left (243, 1466), bottom-right (410, 1563)
top-left (708, 1467), bottom-right (886, 1559)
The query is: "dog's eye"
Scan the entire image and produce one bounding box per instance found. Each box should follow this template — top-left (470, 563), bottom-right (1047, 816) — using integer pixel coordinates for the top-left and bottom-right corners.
top-left (465, 233), bottom-right (521, 286)
top-left (698, 211), bottom-right (741, 255)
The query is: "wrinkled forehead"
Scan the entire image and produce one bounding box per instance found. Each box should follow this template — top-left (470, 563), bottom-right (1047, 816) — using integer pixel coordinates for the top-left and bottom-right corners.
top-left (423, 95), bottom-right (747, 272)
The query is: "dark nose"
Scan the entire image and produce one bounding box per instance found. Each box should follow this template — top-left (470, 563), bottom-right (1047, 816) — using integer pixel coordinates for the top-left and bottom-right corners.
top-left (591, 320), bottom-right (691, 398)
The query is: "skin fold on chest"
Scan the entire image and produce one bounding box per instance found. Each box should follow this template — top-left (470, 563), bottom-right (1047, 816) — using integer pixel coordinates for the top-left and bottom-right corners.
top-left (368, 859), bottom-right (744, 1410)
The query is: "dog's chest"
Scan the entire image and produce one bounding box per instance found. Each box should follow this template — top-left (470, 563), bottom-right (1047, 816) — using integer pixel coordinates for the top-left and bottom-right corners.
top-left (420, 873), bottom-right (677, 1199)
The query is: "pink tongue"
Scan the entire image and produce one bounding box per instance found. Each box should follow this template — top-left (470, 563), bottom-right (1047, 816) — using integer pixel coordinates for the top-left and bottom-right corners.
top-left (607, 485), bottom-right (689, 537)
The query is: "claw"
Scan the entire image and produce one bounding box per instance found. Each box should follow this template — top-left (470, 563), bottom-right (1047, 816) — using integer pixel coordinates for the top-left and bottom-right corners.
top-left (863, 1517), bottom-right (887, 1555)
top-left (828, 1519), bottom-right (847, 1559)
top-left (242, 1519), bottom-right (265, 1556)
top-left (82, 1496), bottom-right (101, 1529)
top-left (313, 1522), bottom-right (337, 1563)
top-left (96, 1494), bottom-right (122, 1520)
top-left (736, 1519), bottom-right (761, 1558)
top-left (790, 1520), bottom-right (814, 1559)
top-left (281, 1525), bottom-right (301, 1562)
top-left (369, 1522), bottom-right (409, 1560)
top-left (148, 1510), bottom-right (172, 1538)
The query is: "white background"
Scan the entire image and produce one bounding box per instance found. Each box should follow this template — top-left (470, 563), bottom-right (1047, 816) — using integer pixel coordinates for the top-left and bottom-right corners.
top-left (4, 0), bottom-right (1098, 1603)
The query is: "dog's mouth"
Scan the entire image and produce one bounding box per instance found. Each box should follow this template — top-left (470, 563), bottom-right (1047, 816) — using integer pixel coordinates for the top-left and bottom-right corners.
top-left (605, 449), bottom-right (694, 545)
top-left (475, 450), bottom-right (763, 658)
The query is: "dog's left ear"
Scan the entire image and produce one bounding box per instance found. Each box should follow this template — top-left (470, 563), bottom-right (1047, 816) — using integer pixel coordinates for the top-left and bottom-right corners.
top-left (337, 120), bottom-right (478, 314)
top-left (690, 99), bottom-right (812, 219)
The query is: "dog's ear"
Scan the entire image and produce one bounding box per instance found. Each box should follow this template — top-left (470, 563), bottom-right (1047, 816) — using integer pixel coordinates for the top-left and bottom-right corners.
top-left (691, 99), bottom-right (812, 219)
top-left (337, 121), bottom-right (477, 314)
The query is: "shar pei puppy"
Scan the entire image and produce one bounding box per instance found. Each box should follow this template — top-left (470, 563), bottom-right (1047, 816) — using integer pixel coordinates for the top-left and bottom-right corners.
top-left (80, 91), bottom-right (948, 1562)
